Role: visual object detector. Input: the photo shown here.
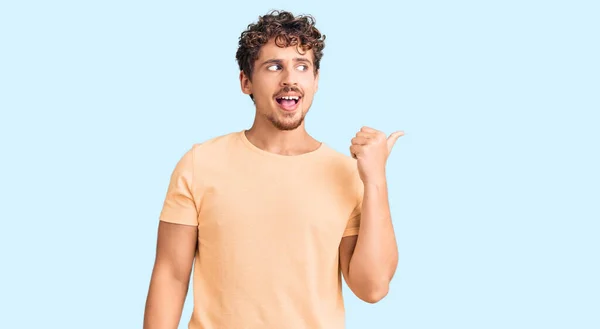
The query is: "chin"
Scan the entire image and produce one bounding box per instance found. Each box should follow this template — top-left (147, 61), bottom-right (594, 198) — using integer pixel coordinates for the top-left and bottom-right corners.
top-left (268, 111), bottom-right (305, 131)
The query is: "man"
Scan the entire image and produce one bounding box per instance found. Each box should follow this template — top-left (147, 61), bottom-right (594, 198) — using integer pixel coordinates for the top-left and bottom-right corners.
top-left (143, 10), bottom-right (403, 329)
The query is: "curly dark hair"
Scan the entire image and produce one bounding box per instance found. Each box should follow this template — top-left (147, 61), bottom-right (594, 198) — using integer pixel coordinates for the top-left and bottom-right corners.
top-left (236, 10), bottom-right (326, 81)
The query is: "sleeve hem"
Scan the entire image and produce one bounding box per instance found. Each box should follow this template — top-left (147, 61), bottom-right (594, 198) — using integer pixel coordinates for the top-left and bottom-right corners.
top-left (159, 217), bottom-right (198, 227)
top-left (342, 227), bottom-right (360, 237)
top-left (191, 144), bottom-right (196, 197)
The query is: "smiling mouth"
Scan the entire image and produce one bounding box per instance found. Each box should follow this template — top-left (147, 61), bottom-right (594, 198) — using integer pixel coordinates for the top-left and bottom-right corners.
top-left (275, 96), bottom-right (301, 105)
top-left (275, 95), bottom-right (301, 111)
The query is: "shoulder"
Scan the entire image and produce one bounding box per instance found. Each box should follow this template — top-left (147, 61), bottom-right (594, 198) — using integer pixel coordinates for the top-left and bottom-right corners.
top-left (168, 131), bottom-right (241, 173)
top-left (320, 144), bottom-right (358, 173)
top-left (179, 131), bottom-right (242, 163)
top-left (189, 131), bottom-right (240, 153)
top-left (318, 144), bottom-right (363, 190)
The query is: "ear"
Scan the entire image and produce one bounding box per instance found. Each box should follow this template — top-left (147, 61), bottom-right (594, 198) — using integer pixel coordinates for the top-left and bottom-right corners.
top-left (240, 71), bottom-right (252, 95)
top-left (314, 69), bottom-right (320, 92)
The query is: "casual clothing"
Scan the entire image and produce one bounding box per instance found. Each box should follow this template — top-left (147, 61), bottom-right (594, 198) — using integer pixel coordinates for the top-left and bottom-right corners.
top-left (159, 130), bottom-right (363, 329)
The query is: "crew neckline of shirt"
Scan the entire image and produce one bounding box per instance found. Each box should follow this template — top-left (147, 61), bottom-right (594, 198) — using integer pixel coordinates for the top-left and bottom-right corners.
top-left (238, 129), bottom-right (326, 159)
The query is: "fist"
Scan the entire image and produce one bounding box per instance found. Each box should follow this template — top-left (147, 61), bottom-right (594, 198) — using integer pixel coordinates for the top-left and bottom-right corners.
top-left (350, 126), bottom-right (404, 183)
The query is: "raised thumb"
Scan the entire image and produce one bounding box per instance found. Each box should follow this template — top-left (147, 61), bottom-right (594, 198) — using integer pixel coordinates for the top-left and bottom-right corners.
top-left (387, 131), bottom-right (404, 153)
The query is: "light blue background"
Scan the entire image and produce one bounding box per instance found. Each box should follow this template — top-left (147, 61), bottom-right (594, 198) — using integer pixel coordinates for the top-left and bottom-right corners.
top-left (1, 0), bottom-right (598, 328)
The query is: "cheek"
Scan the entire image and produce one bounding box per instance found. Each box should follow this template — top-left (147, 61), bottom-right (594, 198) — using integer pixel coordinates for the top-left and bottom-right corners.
top-left (301, 83), bottom-right (318, 100)
top-left (250, 84), bottom-right (271, 100)
top-left (301, 77), bottom-right (318, 93)
top-left (253, 80), bottom-right (276, 97)
top-left (301, 93), bottom-right (316, 110)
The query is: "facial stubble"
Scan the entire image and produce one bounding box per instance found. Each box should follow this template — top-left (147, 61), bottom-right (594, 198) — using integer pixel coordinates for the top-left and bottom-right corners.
top-left (265, 108), bottom-right (306, 131)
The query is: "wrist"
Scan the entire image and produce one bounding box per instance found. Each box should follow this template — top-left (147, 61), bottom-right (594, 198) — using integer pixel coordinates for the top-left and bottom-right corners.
top-left (363, 175), bottom-right (387, 188)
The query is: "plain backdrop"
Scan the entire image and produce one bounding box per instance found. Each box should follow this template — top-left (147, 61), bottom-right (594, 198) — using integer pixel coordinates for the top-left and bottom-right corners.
top-left (1, 1), bottom-right (598, 328)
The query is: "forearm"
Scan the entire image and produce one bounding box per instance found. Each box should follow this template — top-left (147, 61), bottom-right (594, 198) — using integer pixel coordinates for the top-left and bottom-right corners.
top-left (348, 177), bottom-right (398, 298)
top-left (143, 269), bottom-right (190, 329)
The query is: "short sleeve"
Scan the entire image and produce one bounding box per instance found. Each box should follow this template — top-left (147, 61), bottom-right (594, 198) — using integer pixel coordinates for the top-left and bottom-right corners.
top-left (342, 170), bottom-right (364, 237)
top-left (343, 202), bottom-right (361, 237)
top-left (158, 146), bottom-right (199, 226)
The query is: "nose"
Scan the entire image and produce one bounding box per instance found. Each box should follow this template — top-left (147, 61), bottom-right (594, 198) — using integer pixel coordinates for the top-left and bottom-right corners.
top-left (280, 66), bottom-right (298, 87)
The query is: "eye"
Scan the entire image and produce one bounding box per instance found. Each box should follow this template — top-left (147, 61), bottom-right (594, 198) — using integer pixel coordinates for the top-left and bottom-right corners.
top-left (267, 64), bottom-right (281, 71)
top-left (297, 65), bottom-right (309, 71)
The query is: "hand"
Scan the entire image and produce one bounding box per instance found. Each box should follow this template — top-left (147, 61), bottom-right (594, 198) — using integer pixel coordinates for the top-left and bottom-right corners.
top-left (350, 126), bottom-right (404, 184)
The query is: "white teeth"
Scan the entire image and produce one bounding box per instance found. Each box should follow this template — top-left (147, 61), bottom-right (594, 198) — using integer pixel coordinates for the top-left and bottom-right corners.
top-left (279, 96), bottom-right (299, 100)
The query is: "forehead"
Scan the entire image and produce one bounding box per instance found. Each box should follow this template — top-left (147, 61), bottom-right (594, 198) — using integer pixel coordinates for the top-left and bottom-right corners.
top-left (257, 39), bottom-right (314, 62)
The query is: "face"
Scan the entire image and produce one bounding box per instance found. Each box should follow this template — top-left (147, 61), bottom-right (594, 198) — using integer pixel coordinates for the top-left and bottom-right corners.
top-left (240, 39), bottom-right (319, 131)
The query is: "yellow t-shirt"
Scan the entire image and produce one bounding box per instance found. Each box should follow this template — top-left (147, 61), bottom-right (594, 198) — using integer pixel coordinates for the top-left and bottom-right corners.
top-left (159, 130), bottom-right (363, 329)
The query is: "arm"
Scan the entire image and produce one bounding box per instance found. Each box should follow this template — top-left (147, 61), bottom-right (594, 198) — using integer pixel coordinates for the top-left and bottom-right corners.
top-left (341, 126), bottom-right (403, 303)
top-left (143, 221), bottom-right (198, 329)
top-left (340, 179), bottom-right (398, 303)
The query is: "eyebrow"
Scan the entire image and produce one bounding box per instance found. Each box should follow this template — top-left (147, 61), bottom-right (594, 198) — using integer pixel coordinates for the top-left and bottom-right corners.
top-left (260, 57), bottom-right (313, 66)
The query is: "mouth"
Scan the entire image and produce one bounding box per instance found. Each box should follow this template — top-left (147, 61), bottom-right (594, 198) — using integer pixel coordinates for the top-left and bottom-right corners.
top-left (275, 95), bottom-right (301, 111)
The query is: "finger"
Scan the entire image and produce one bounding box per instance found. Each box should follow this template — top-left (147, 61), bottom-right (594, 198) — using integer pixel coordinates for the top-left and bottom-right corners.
top-left (351, 136), bottom-right (369, 145)
top-left (387, 131), bottom-right (405, 153)
top-left (356, 131), bottom-right (375, 139)
top-left (360, 126), bottom-right (378, 134)
top-left (350, 145), bottom-right (362, 159)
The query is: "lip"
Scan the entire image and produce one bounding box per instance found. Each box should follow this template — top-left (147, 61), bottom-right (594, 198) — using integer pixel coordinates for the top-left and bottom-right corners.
top-left (275, 92), bottom-right (303, 98)
top-left (274, 95), bottom-right (302, 112)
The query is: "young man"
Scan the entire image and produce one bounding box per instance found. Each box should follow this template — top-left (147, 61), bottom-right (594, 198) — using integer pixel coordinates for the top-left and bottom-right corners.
top-left (143, 10), bottom-right (403, 329)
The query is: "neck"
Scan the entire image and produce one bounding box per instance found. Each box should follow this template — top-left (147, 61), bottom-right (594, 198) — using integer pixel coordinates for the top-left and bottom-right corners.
top-left (245, 121), bottom-right (321, 156)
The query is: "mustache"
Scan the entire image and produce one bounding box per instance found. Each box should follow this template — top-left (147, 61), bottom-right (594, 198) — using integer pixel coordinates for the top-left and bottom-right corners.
top-left (274, 86), bottom-right (303, 97)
